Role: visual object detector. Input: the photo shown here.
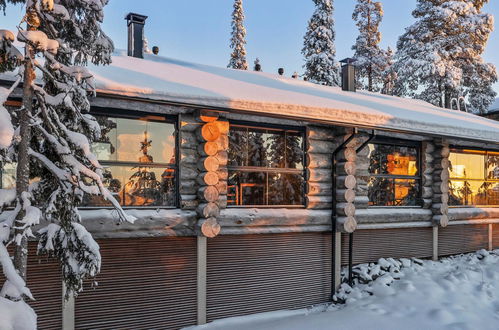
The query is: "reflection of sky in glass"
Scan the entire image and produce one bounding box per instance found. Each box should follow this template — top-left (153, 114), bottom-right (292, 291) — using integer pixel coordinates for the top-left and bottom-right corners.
top-left (92, 117), bottom-right (175, 164)
top-left (449, 152), bottom-right (485, 179)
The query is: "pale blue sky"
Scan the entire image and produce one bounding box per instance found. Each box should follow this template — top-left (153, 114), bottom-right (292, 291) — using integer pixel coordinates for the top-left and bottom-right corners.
top-left (2, 0), bottom-right (498, 93)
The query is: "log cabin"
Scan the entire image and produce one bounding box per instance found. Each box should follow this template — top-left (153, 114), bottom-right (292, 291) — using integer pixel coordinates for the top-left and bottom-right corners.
top-left (1, 13), bottom-right (499, 330)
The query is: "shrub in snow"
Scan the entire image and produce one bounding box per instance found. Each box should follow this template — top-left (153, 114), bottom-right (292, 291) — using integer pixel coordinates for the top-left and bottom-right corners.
top-left (0, 0), bottom-right (133, 323)
top-left (228, 0), bottom-right (248, 70)
top-left (393, 0), bottom-right (497, 113)
top-left (302, 0), bottom-right (340, 86)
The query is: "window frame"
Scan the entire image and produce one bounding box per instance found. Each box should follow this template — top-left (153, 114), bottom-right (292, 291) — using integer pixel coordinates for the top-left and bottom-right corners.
top-left (80, 107), bottom-right (180, 209)
top-left (226, 120), bottom-right (307, 208)
top-left (449, 146), bottom-right (499, 208)
top-left (367, 137), bottom-right (423, 208)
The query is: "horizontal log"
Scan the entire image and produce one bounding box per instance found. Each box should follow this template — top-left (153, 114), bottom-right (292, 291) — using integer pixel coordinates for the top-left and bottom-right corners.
top-left (198, 186), bottom-right (219, 203)
top-left (216, 134), bottom-right (229, 151)
top-left (307, 182), bottom-right (332, 196)
top-left (422, 186), bottom-right (433, 199)
top-left (306, 153), bottom-right (330, 169)
top-left (337, 175), bottom-right (356, 189)
top-left (198, 142), bottom-right (219, 156)
top-left (354, 196), bottom-right (369, 209)
top-left (195, 109), bottom-right (219, 122)
top-left (336, 147), bottom-right (356, 162)
top-left (180, 180), bottom-right (196, 195)
top-left (307, 140), bottom-right (337, 154)
top-left (180, 131), bottom-right (197, 149)
top-left (431, 203), bottom-right (448, 215)
top-left (180, 165), bottom-right (198, 180)
top-left (196, 202), bottom-right (220, 218)
top-left (180, 117), bottom-right (201, 132)
top-left (181, 198), bottom-right (198, 210)
top-left (197, 122), bottom-right (220, 142)
top-left (197, 171), bottom-right (219, 186)
top-left (306, 196), bottom-right (332, 209)
top-left (433, 214), bottom-right (449, 227)
top-left (197, 156), bottom-right (220, 172)
top-left (336, 161), bottom-right (356, 176)
top-left (336, 202), bottom-right (355, 217)
top-left (432, 181), bottom-right (449, 194)
top-left (336, 216), bottom-right (357, 233)
top-left (306, 168), bottom-right (331, 183)
top-left (215, 120), bottom-right (229, 134)
top-left (336, 189), bottom-right (356, 203)
top-left (422, 198), bottom-right (432, 209)
top-left (306, 126), bottom-right (336, 141)
top-left (424, 142), bottom-right (435, 153)
top-left (216, 150), bottom-right (228, 166)
top-left (199, 217), bottom-right (221, 238)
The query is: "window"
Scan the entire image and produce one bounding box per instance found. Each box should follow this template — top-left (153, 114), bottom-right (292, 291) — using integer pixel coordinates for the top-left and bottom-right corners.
top-left (227, 123), bottom-right (305, 206)
top-left (83, 114), bottom-right (177, 207)
top-left (449, 149), bottom-right (499, 206)
top-left (367, 141), bottom-right (421, 206)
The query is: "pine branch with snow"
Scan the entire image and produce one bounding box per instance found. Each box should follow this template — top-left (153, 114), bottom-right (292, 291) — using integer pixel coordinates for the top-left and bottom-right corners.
top-left (228, 0), bottom-right (248, 70)
top-left (302, 0), bottom-right (340, 86)
top-left (393, 0), bottom-right (497, 113)
top-left (351, 0), bottom-right (388, 92)
top-left (0, 0), bottom-right (134, 318)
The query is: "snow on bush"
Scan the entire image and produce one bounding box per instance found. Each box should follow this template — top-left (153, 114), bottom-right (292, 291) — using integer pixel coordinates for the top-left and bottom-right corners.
top-left (0, 297), bottom-right (36, 330)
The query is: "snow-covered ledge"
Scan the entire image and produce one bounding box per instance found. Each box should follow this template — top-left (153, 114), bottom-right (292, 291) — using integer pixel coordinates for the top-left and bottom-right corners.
top-left (448, 207), bottom-right (499, 221)
top-left (79, 208), bottom-right (196, 238)
top-left (356, 208), bottom-right (433, 223)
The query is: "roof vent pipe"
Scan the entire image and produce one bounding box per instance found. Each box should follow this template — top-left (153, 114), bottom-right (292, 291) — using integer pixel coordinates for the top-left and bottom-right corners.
top-left (125, 12), bottom-right (148, 58)
top-left (340, 58), bottom-right (356, 92)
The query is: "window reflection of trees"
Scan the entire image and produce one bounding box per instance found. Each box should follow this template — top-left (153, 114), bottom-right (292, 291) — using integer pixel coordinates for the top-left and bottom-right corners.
top-left (227, 125), bottom-right (304, 206)
top-left (367, 143), bottom-right (421, 207)
top-left (449, 150), bottom-right (499, 206)
top-left (84, 116), bottom-right (176, 207)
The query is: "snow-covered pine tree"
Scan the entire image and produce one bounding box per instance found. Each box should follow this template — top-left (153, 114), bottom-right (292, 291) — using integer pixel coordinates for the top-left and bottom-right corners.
top-left (381, 47), bottom-right (397, 95)
top-left (351, 0), bottom-right (388, 92)
top-left (393, 0), bottom-right (497, 113)
top-left (302, 0), bottom-right (340, 86)
top-left (228, 0), bottom-right (248, 70)
top-left (0, 0), bottom-right (134, 316)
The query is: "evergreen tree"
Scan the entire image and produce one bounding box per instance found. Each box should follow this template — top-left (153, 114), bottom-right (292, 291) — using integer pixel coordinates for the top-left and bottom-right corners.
top-left (0, 0), bottom-right (133, 322)
top-left (393, 0), bottom-right (497, 113)
top-left (302, 0), bottom-right (340, 86)
top-left (381, 47), bottom-right (397, 95)
top-left (352, 0), bottom-right (388, 92)
top-left (228, 0), bottom-right (248, 70)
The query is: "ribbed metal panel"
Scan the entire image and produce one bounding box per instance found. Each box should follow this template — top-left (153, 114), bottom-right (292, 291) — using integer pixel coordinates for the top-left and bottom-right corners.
top-left (341, 228), bottom-right (433, 265)
top-left (75, 237), bottom-right (197, 330)
top-left (439, 224), bottom-right (488, 256)
top-left (0, 243), bottom-right (62, 330)
top-left (493, 224), bottom-right (499, 249)
top-left (206, 233), bottom-right (332, 322)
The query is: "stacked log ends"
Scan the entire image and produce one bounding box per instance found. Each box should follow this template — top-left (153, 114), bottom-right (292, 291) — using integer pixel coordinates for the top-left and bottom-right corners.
top-left (195, 111), bottom-right (228, 238)
top-left (431, 141), bottom-right (450, 227)
top-left (335, 143), bottom-right (357, 233)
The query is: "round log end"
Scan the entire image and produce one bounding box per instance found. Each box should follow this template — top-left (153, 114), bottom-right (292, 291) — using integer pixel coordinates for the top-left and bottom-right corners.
top-left (200, 217), bottom-right (221, 238)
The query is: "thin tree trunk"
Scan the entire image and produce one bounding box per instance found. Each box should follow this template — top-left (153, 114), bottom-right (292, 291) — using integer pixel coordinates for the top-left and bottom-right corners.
top-left (14, 11), bottom-right (36, 285)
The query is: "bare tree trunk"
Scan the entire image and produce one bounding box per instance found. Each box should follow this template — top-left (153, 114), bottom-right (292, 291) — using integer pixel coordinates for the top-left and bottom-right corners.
top-left (14, 10), bottom-right (36, 286)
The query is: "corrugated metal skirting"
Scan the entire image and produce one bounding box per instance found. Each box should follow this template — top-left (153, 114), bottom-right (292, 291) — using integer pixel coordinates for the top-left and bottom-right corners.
top-left (206, 233), bottom-right (331, 322)
top-left (438, 224), bottom-right (489, 256)
top-left (74, 237), bottom-right (197, 330)
top-left (493, 224), bottom-right (499, 250)
top-left (0, 243), bottom-right (62, 330)
top-left (341, 228), bottom-right (433, 265)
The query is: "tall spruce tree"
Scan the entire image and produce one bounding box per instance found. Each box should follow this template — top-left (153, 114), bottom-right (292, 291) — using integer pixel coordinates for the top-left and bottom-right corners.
top-left (302, 0), bottom-right (340, 86)
top-left (394, 0), bottom-right (497, 113)
top-left (0, 0), bottom-right (134, 324)
top-left (228, 0), bottom-right (248, 70)
top-left (352, 0), bottom-right (388, 92)
top-left (381, 47), bottom-right (397, 95)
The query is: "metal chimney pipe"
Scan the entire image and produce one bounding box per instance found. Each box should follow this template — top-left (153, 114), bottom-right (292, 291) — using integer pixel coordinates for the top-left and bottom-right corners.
top-left (125, 13), bottom-right (148, 58)
top-left (340, 58), bottom-right (356, 92)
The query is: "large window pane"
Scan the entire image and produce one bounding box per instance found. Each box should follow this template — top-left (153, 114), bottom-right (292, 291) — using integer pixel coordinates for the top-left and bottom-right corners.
top-left (84, 165), bottom-right (176, 207)
top-left (265, 130), bottom-right (286, 168)
top-left (228, 171), bottom-right (266, 206)
top-left (247, 128), bottom-right (267, 167)
top-left (449, 151), bottom-right (485, 180)
top-left (228, 126), bottom-right (248, 167)
top-left (285, 131), bottom-right (304, 170)
top-left (487, 152), bottom-right (499, 180)
top-left (368, 144), bottom-right (418, 176)
top-left (368, 177), bottom-right (420, 206)
top-left (268, 173), bottom-right (304, 205)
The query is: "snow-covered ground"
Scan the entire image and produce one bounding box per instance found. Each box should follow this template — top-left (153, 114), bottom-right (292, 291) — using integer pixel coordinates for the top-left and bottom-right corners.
top-left (186, 250), bottom-right (499, 330)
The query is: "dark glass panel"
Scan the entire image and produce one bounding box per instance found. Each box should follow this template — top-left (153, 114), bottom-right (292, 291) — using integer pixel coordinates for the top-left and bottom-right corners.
top-left (83, 165), bottom-right (176, 207)
top-left (285, 131), bottom-right (304, 169)
top-left (227, 171), bottom-right (266, 206)
top-left (449, 152), bottom-right (485, 180)
top-left (228, 126), bottom-right (248, 167)
top-left (368, 177), bottom-right (394, 206)
top-left (268, 173), bottom-right (304, 205)
top-left (487, 152), bottom-right (499, 180)
top-left (368, 144), bottom-right (418, 176)
top-left (394, 179), bottom-right (420, 206)
top-left (265, 129), bottom-right (286, 168)
top-left (247, 128), bottom-right (267, 167)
